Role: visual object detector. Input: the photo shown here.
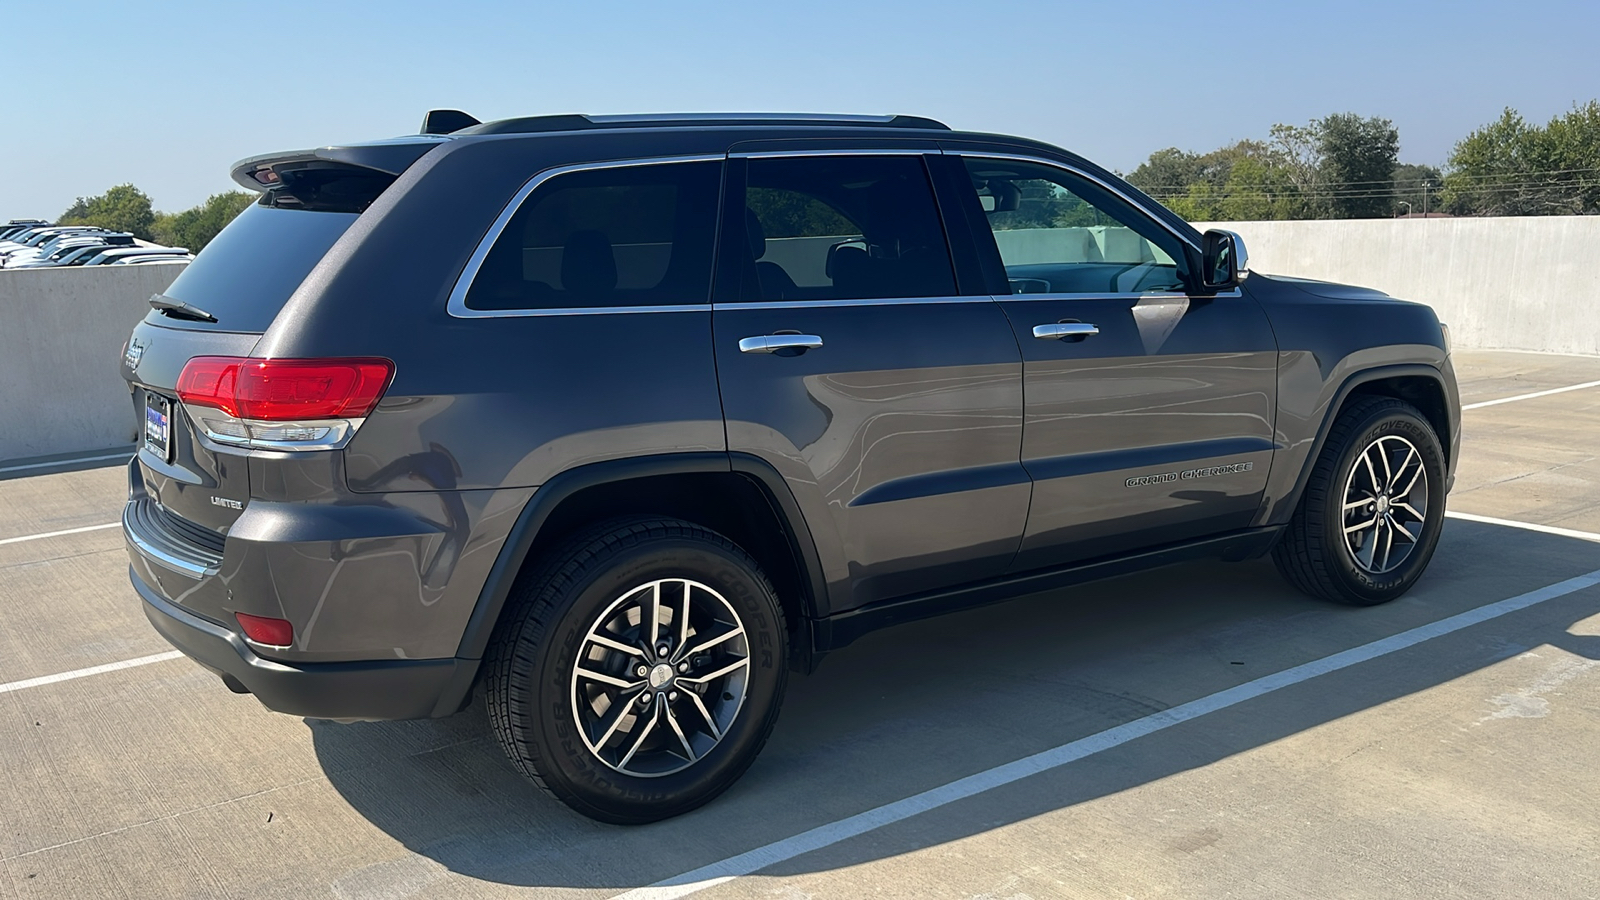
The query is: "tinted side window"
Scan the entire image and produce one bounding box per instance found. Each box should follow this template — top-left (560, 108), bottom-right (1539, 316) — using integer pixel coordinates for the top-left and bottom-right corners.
top-left (962, 158), bottom-right (1190, 295)
top-left (740, 155), bottom-right (956, 302)
top-left (466, 161), bottom-right (721, 311)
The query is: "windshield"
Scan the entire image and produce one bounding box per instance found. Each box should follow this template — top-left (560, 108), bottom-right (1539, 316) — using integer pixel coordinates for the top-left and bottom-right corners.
top-left (158, 201), bottom-right (359, 332)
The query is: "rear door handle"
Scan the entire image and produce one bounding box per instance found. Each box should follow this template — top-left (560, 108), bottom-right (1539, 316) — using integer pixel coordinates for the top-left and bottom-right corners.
top-left (739, 334), bottom-right (824, 354)
top-left (1032, 323), bottom-right (1099, 340)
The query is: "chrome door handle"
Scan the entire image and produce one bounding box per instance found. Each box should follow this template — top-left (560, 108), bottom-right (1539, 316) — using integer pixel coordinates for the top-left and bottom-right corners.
top-left (739, 334), bottom-right (824, 354)
top-left (1032, 323), bottom-right (1099, 340)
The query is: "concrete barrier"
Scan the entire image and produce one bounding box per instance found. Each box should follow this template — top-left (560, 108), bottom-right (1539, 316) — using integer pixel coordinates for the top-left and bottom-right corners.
top-left (2, 216), bottom-right (1596, 465)
top-left (0, 263), bottom-right (186, 467)
top-left (1195, 217), bottom-right (1600, 357)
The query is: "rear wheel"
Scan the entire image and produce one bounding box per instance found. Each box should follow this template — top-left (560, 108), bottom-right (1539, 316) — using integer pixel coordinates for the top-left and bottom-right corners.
top-left (485, 517), bottom-right (788, 823)
top-left (1273, 397), bottom-right (1447, 605)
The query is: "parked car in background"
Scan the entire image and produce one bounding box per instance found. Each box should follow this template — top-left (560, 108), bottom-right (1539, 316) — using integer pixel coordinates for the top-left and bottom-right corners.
top-left (108, 254), bottom-right (191, 265)
top-left (3, 232), bottom-right (112, 265)
top-left (45, 237), bottom-right (142, 267)
top-left (6, 233), bottom-right (135, 267)
top-left (0, 222), bottom-right (187, 267)
top-left (0, 219), bottom-right (49, 240)
top-left (79, 246), bottom-right (191, 266)
top-left (0, 226), bottom-right (104, 257)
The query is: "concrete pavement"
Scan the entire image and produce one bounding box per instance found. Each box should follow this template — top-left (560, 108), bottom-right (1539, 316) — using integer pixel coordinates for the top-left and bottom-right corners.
top-left (1, 349), bottom-right (1597, 899)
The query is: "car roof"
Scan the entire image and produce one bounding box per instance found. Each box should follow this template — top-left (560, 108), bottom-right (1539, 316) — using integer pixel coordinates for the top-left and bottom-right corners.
top-left (226, 110), bottom-right (1203, 244)
top-left (230, 112), bottom-right (1070, 190)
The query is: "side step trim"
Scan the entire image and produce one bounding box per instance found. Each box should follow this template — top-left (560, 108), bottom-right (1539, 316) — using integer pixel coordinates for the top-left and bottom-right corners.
top-left (816, 526), bottom-right (1283, 651)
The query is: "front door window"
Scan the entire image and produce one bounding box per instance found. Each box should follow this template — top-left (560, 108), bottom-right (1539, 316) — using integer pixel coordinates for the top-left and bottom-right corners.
top-left (963, 158), bottom-right (1190, 296)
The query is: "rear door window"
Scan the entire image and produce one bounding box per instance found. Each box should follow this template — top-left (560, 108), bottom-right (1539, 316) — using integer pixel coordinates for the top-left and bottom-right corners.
top-left (737, 155), bottom-right (956, 302)
top-left (464, 160), bottom-right (722, 311)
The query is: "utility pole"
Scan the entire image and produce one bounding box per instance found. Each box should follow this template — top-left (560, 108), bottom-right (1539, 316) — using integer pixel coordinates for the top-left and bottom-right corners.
top-left (1421, 181), bottom-right (1431, 217)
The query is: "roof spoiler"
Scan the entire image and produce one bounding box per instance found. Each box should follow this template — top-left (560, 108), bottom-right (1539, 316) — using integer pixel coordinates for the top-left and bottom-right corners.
top-left (420, 109), bottom-right (480, 135)
top-left (229, 138), bottom-right (449, 193)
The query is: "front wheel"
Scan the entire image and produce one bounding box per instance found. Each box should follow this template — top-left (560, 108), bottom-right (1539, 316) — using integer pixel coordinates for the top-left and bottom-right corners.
top-left (1273, 397), bottom-right (1447, 605)
top-left (485, 518), bottom-right (788, 824)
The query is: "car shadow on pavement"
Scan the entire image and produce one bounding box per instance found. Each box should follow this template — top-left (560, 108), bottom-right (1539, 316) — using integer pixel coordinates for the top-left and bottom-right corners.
top-left (309, 519), bottom-right (1600, 890)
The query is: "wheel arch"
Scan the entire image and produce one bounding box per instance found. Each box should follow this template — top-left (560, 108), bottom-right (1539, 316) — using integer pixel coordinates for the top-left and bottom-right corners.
top-left (1263, 364), bottom-right (1455, 528)
top-left (452, 452), bottom-right (829, 674)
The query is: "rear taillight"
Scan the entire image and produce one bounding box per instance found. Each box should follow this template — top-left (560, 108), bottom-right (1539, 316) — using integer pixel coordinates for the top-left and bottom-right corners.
top-left (235, 612), bottom-right (293, 647)
top-left (176, 356), bottom-right (393, 451)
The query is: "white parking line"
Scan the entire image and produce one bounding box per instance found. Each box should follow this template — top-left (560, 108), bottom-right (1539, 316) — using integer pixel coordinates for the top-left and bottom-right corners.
top-left (1462, 379), bottom-right (1600, 410)
top-left (1446, 511), bottom-right (1600, 543)
top-left (0, 521), bottom-right (121, 547)
top-left (612, 566), bottom-right (1600, 900)
top-left (0, 651), bottom-right (184, 696)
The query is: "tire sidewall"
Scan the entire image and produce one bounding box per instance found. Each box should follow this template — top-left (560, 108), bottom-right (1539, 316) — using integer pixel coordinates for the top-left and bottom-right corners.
top-left (1322, 406), bottom-right (1447, 602)
top-left (519, 535), bottom-right (785, 820)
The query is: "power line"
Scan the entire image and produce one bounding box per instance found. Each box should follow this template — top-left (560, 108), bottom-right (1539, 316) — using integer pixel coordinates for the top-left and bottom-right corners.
top-left (1129, 165), bottom-right (1600, 192)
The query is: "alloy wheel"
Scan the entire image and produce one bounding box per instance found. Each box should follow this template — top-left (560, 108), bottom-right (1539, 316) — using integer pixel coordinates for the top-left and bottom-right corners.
top-left (569, 578), bottom-right (750, 777)
top-left (1340, 434), bottom-right (1429, 575)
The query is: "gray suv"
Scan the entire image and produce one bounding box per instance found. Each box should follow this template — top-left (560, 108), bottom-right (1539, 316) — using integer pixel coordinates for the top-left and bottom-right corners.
top-left (122, 111), bottom-right (1459, 823)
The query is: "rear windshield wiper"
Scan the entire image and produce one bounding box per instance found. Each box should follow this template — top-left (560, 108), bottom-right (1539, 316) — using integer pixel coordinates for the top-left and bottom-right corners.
top-left (149, 294), bottom-right (217, 323)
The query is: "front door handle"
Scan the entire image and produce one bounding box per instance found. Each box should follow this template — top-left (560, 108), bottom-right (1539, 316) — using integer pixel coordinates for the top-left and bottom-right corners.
top-left (1032, 323), bottom-right (1099, 340)
top-left (739, 334), bottom-right (824, 354)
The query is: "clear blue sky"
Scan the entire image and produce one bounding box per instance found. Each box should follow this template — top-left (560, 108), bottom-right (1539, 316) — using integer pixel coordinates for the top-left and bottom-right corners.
top-left (3, 0), bottom-right (1595, 218)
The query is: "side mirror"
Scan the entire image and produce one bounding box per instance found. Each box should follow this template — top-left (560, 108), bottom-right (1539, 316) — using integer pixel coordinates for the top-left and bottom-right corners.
top-left (1201, 229), bottom-right (1249, 291)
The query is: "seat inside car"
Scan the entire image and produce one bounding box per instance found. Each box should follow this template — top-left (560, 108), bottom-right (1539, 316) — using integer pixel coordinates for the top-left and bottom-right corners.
top-left (746, 209), bottom-right (800, 300)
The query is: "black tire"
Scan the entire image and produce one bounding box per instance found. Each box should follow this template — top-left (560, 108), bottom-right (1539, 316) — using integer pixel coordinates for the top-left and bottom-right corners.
top-left (484, 517), bottom-right (788, 824)
top-left (1272, 397), bottom-right (1447, 606)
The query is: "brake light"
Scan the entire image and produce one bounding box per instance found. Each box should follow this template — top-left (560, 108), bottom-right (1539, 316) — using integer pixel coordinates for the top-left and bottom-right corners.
top-left (235, 612), bottom-right (293, 647)
top-left (177, 357), bottom-right (393, 421)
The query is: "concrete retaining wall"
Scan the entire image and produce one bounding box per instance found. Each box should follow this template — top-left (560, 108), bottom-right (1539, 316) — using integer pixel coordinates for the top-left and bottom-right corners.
top-left (1196, 217), bottom-right (1600, 357)
top-left (0, 263), bottom-right (186, 466)
top-left (2, 216), bottom-right (1596, 464)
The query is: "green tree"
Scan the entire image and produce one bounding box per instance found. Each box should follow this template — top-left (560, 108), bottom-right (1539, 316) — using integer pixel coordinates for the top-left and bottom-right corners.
top-left (1316, 113), bottom-right (1400, 218)
top-left (1441, 103), bottom-right (1600, 215)
top-left (151, 191), bottom-right (254, 252)
top-left (1390, 163), bottom-right (1442, 215)
top-left (1129, 140), bottom-right (1286, 219)
top-left (1126, 148), bottom-right (1205, 198)
top-left (1267, 122), bottom-right (1326, 217)
top-left (57, 184), bottom-right (156, 239)
top-left (1218, 155), bottom-right (1303, 221)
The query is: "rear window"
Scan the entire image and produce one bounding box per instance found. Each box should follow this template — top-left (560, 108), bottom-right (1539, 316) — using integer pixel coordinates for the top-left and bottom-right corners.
top-left (464, 160), bottom-right (721, 311)
top-left (158, 202), bottom-right (357, 332)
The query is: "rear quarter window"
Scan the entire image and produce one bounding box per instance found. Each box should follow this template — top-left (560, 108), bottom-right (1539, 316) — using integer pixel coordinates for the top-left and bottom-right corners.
top-left (463, 160), bottom-right (722, 312)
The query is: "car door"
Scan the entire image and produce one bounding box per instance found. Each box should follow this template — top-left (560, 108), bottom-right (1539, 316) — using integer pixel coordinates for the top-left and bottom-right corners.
top-left (940, 152), bottom-right (1279, 572)
top-left (712, 149), bottom-right (1028, 611)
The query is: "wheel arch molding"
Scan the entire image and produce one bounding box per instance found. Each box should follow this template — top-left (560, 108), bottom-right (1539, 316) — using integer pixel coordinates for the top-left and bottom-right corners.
top-left (1260, 363), bottom-right (1456, 528)
top-left (451, 452), bottom-right (830, 669)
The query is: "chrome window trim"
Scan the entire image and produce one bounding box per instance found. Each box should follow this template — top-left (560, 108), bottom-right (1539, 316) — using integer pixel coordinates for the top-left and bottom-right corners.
top-left (715, 294), bottom-right (993, 312)
top-left (952, 151), bottom-right (1202, 254)
top-left (730, 148), bottom-right (940, 159)
top-left (446, 154), bottom-right (725, 320)
top-left (453, 303), bottom-right (713, 319)
top-left (997, 289), bottom-right (1241, 302)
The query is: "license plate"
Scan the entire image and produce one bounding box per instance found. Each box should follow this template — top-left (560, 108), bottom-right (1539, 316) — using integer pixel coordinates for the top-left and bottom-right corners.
top-left (144, 392), bottom-right (172, 461)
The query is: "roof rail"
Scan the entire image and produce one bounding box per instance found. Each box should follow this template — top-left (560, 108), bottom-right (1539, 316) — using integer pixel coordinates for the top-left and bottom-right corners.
top-left (457, 112), bottom-right (951, 135)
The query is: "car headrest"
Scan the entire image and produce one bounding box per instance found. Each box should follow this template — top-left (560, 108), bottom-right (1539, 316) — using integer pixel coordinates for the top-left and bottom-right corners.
top-left (561, 230), bottom-right (617, 295)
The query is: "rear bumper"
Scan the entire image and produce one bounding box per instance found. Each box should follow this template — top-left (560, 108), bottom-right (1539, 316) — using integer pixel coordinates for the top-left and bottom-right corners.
top-left (131, 566), bottom-right (474, 720)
